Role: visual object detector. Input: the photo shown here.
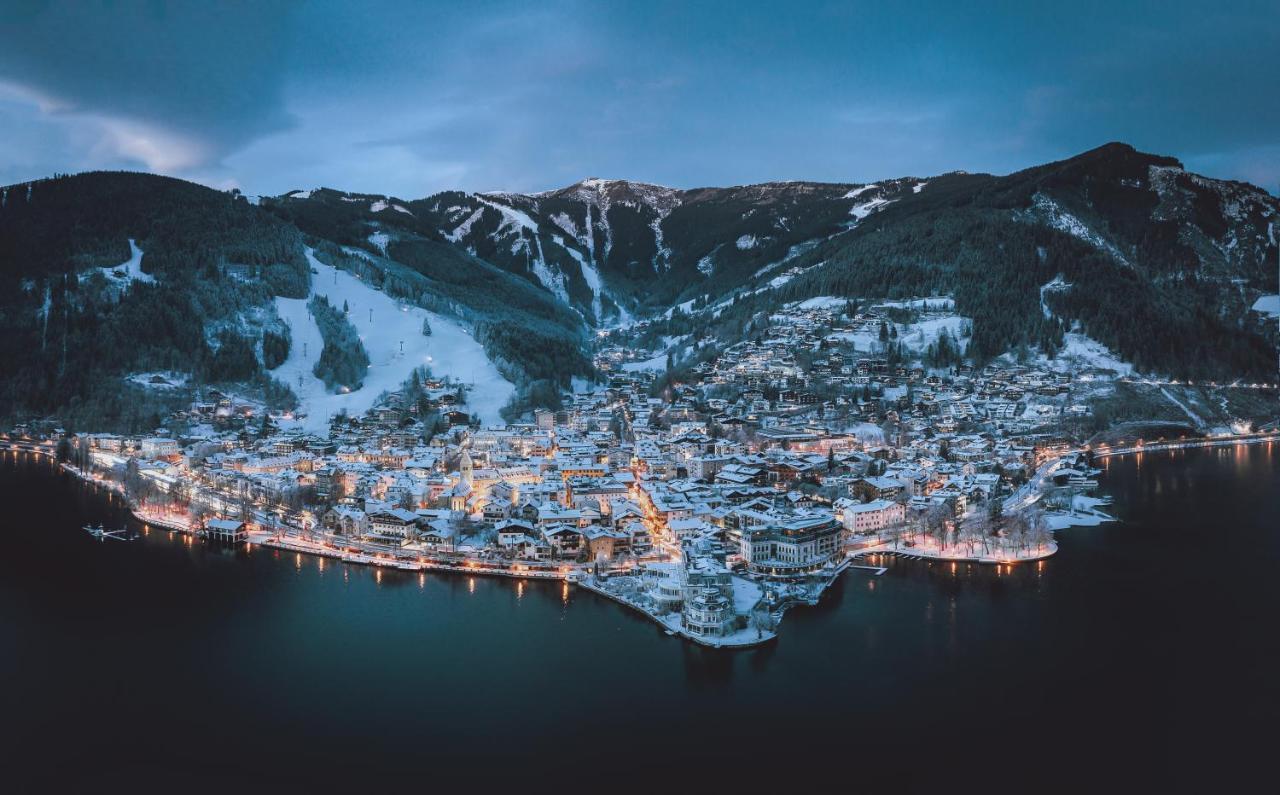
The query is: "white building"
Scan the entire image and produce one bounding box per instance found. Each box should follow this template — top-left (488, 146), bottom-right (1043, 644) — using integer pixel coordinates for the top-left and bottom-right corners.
top-left (839, 499), bottom-right (905, 534)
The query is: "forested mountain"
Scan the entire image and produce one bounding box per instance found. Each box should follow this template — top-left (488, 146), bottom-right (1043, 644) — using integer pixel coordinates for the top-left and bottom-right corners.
top-left (275, 177), bottom-right (924, 321)
top-left (746, 143), bottom-right (1280, 380)
top-left (1, 143), bottom-right (1275, 430)
top-left (0, 172), bottom-right (592, 430)
top-left (273, 143), bottom-right (1276, 384)
top-left (0, 172), bottom-right (307, 429)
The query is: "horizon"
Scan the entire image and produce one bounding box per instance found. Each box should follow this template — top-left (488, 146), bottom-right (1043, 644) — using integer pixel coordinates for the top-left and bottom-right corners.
top-left (7, 140), bottom-right (1276, 200)
top-left (1, 1), bottom-right (1277, 196)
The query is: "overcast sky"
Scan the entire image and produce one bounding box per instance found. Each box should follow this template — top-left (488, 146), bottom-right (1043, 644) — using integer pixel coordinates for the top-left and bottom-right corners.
top-left (1, 0), bottom-right (1276, 197)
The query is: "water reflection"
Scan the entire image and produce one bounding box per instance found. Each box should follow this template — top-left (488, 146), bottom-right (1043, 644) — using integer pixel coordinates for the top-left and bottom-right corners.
top-left (2, 445), bottom-right (1276, 788)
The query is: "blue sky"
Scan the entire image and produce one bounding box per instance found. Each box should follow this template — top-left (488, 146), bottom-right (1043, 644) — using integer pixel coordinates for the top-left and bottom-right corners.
top-left (1, 0), bottom-right (1276, 196)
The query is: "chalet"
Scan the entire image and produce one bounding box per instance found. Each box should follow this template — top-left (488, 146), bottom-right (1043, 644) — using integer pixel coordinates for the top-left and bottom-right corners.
top-left (367, 508), bottom-right (419, 545)
top-left (543, 524), bottom-right (584, 558)
top-left (850, 476), bottom-right (905, 502)
top-left (495, 519), bottom-right (535, 548)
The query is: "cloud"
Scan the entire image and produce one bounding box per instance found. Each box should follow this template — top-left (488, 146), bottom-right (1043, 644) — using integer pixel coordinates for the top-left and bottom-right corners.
top-left (0, 1), bottom-right (296, 172)
top-left (0, 1), bottom-right (1275, 194)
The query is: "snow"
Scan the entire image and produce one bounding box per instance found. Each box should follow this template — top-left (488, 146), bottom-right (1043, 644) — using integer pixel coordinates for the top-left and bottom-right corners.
top-left (392, 204), bottom-right (413, 216)
top-left (650, 212), bottom-right (671, 271)
top-left (696, 251), bottom-right (716, 276)
top-left (272, 249), bottom-right (515, 435)
top-left (556, 235), bottom-right (603, 320)
top-left (843, 184), bottom-right (878, 199)
top-left (126, 371), bottom-right (189, 390)
top-left (793, 295), bottom-right (846, 310)
top-left (847, 422), bottom-right (885, 444)
top-left (1160, 387), bottom-right (1205, 428)
top-left (549, 211), bottom-right (580, 240)
top-left (86, 239), bottom-right (153, 286)
top-left (370, 200), bottom-right (389, 213)
top-left (1040, 275), bottom-right (1071, 318)
top-left (896, 315), bottom-right (968, 353)
top-left (913, 181), bottom-right (928, 193)
top-left (1251, 294), bottom-right (1280, 318)
top-left (621, 351), bottom-right (669, 372)
top-left (527, 235), bottom-right (569, 304)
top-left (368, 231), bottom-right (390, 254)
top-left (1030, 193), bottom-right (1131, 266)
top-left (875, 296), bottom-right (955, 311)
top-left (476, 196), bottom-right (539, 235)
top-left (730, 576), bottom-right (764, 613)
top-left (289, 189), bottom-right (315, 200)
top-left (1035, 332), bottom-right (1134, 376)
top-left (1043, 495), bottom-right (1115, 531)
top-left (447, 207), bottom-right (484, 242)
top-left (735, 234), bottom-right (759, 250)
top-left (849, 196), bottom-right (891, 220)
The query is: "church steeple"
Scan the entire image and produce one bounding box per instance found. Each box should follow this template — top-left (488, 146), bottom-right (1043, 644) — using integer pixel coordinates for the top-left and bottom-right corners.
top-left (459, 447), bottom-right (473, 487)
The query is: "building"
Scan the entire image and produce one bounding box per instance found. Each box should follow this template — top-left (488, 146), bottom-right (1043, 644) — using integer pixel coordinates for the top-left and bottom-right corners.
top-left (204, 518), bottom-right (247, 543)
top-left (839, 498), bottom-right (905, 534)
top-left (682, 587), bottom-right (736, 639)
top-left (366, 508), bottom-right (419, 545)
top-left (740, 517), bottom-right (841, 577)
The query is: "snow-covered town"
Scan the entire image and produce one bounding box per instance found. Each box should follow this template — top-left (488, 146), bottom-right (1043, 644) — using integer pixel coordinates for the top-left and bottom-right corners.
top-left (7, 294), bottom-right (1277, 648)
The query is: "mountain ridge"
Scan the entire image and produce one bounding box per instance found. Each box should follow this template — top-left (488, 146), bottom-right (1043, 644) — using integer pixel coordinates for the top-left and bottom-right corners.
top-left (1, 142), bottom-right (1275, 430)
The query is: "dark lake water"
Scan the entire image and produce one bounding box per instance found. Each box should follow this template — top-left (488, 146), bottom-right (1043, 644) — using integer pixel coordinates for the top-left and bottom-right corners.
top-left (1, 444), bottom-right (1276, 791)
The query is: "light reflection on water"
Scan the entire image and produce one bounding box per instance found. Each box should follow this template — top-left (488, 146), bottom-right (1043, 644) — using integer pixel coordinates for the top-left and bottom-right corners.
top-left (0, 446), bottom-right (1276, 789)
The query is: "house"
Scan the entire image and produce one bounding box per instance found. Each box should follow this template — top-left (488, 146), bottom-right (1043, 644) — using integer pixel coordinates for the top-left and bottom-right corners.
top-left (495, 519), bottom-right (535, 549)
top-left (366, 508), bottom-right (420, 545)
top-left (542, 524), bottom-right (584, 558)
top-left (837, 498), bottom-right (905, 534)
top-left (417, 519), bottom-right (456, 548)
top-left (583, 526), bottom-right (630, 560)
top-left (323, 506), bottom-right (369, 537)
top-left (850, 476), bottom-right (904, 502)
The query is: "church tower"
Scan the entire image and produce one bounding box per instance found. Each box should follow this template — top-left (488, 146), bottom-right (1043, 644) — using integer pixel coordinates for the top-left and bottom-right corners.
top-left (459, 448), bottom-right (473, 487)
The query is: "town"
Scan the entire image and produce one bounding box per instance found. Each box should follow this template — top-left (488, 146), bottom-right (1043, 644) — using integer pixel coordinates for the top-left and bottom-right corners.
top-left (10, 295), bottom-right (1277, 648)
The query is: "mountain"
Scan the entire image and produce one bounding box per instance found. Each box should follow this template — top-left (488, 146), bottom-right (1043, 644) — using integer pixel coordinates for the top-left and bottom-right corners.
top-left (273, 177), bottom-right (927, 323)
top-left (0, 172), bottom-right (592, 431)
top-left (1, 143), bottom-right (1275, 430)
top-left (645, 144), bottom-right (1280, 381)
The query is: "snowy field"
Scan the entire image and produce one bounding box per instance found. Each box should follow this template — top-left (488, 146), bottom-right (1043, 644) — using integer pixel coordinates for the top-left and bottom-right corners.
top-left (272, 250), bottom-right (514, 434)
top-left (896, 315), bottom-right (969, 354)
top-left (621, 351), bottom-right (669, 372)
top-left (83, 239), bottom-right (152, 286)
top-left (1034, 332), bottom-right (1133, 376)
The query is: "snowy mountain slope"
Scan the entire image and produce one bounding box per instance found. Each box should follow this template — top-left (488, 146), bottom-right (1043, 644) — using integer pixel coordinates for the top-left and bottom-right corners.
top-left (274, 177), bottom-right (931, 325)
top-left (271, 250), bottom-right (515, 434)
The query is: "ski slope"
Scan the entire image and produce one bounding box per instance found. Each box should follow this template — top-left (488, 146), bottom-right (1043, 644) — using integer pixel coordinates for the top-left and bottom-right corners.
top-left (271, 249), bottom-right (515, 434)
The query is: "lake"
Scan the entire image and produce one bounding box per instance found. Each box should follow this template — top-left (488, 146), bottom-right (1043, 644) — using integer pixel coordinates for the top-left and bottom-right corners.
top-left (1, 443), bottom-right (1275, 791)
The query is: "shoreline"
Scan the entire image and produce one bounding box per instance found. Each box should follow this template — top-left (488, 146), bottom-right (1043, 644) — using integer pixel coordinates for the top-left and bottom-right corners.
top-left (8, 433), bottom-right (1274, 648)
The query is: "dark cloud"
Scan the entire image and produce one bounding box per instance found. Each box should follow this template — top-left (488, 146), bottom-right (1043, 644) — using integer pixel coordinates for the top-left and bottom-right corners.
top-left (0, 0), bottom-right (1275, 194)
top-left (0, 0), bottom-right (296, 169)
